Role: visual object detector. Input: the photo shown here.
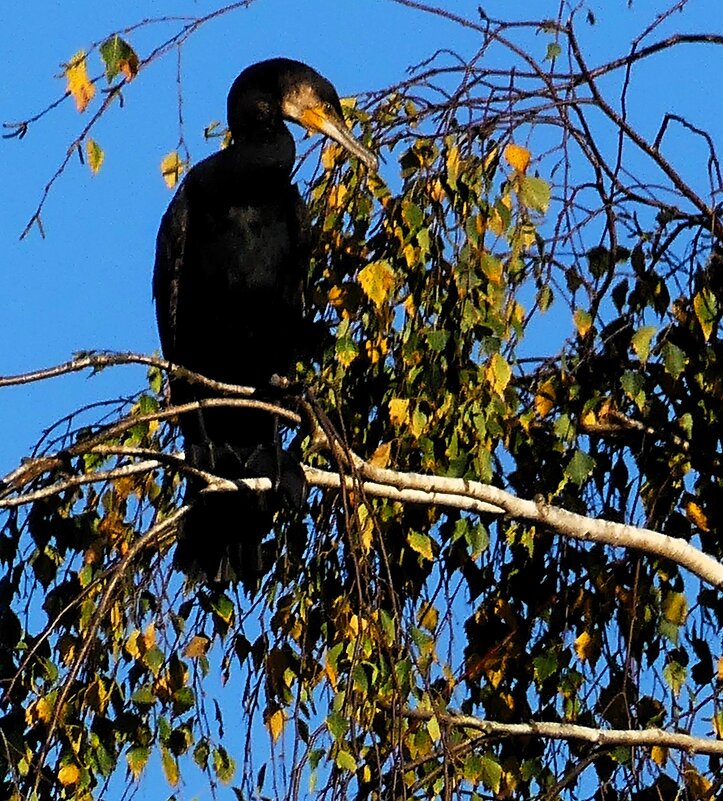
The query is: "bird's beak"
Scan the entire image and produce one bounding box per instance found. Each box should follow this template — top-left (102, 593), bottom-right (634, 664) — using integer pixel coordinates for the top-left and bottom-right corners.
top-left (300, 106), bottom-right (378, 172)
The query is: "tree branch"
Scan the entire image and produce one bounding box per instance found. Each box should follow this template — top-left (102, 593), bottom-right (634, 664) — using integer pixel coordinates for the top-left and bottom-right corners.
top-left (402, 705), bottom-right (723, 757)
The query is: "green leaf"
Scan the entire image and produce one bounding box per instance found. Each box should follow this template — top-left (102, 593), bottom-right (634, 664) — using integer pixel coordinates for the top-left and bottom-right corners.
top-left (99, 35), bottom-right (139, 82)
top-left (620, 371), bottom-right (646, 409)
top-left (693, 288), bottom-right (718, 341)
top-left (662, 342), bottom-right (687, 379)
top-left (479, 753), bottom-right (503, 793)
top-left (426, 329), bottom-right (449, 352)
top-left (211, 594), bottom-right (234, 624)
top-left (663, 661), bottom-right (686, 696)
top-left (327, 711), bottom-right (349, 740)
top-left (131, 685), bottom-right (155, 706)
top-left (213, 746), bottom-right (235, 784)
top-left (630, 325), bottom-right (657, 363)
top-left (335, 749), bottom-right (357, 772)
top-left (564, 449), bottom-right (595, 486)
top-left (408, 530), bottom-right (434, 560)
top-left (518, 175), bottom-right (551, 213)
top-left (126, 746), bottom-right (149, 780)
top-left (193, 740), bottom-right (210, 770)
top-left (533, 649), bottom-right (559, 683)
top-left (545, 42), bottom-right (562, 60)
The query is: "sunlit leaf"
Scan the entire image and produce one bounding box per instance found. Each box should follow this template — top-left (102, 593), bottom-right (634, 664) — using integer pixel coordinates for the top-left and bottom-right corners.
top-left (389, 397), bottom-right (410, 427)
top-left (486, 352), bottom-right (511, 396)
top-left (65, 50), bottom-right (95, 113)
top-left (408, 531), bottom-right (434, 561)
top-left (518, 175), bottom-right (551, 213)
top-left (693, 288), bottom-right (718, 341)
top-left (335, 749), bottom-right (357, 772)
top-left (630, 325), bottom-right (657, 364)
top-left (212, 746), bottom-right (235, 784)
top-left (86, 137), bottom-right (104, 174)
top-left (573, 308), bottom-right (592, 337)
top-left (126, 746), bottom-right (150, 780)
top-left (267, 709), bottom-right (286, 743)
top-left (662, 592), bottom-right (688, 627)
top-left (58, 764), bottom-right (80, 787)
top-left (534, 378), bottom-right (556, 417)
top-left (565, 449), bottom-right (595, 486)
top-left (358, 260), bottom-right (395, 308)
top-left (684, 500), bottom-right (709, 532)
top-left (161, 151), bottom-right (185, 189)
top-left (504, 143), bottom-right (531, 173)
top-left (161, 746), bottom-right (179, 787)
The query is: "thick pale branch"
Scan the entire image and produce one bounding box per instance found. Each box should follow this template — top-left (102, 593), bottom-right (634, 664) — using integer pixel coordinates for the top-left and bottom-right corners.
top-left (310, 462), bottom-right (723, 588)
top-left (403, 706), bottom-right (723, 757)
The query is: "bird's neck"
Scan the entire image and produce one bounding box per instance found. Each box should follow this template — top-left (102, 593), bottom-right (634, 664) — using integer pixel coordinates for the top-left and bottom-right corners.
top-left (229, 124), bottom-right (296, 175)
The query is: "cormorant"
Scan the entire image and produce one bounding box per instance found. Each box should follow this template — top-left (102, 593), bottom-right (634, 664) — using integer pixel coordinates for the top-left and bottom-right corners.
top-left (153, 58), bottom-right (377, 586)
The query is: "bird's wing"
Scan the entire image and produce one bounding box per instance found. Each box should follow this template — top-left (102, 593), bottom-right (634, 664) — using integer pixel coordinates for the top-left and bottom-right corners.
top-left (153, 182), bottom-right (189, 361)
top-left (292, 186), bottom-right (312, 315)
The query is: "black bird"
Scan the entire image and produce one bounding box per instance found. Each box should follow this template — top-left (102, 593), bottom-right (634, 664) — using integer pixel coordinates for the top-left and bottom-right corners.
top-left (154, 58), bottom-right (377, 586)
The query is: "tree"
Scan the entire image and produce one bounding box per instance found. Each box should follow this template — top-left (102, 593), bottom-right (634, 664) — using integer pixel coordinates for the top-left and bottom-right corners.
top-left (2, 2), bottom-right (722, 799)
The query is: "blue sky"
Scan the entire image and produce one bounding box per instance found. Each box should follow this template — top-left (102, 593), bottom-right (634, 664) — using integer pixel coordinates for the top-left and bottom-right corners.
top-left (1, 2), bottom-right (722, 797)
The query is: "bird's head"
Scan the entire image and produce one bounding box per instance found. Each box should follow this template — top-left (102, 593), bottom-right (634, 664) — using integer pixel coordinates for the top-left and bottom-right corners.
top-left (228, 58), bottom-right (378, 172)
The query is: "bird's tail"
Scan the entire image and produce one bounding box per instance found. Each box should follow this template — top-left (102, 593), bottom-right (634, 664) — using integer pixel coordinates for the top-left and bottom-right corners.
top-left (173, 441), bottom-right (306, 589)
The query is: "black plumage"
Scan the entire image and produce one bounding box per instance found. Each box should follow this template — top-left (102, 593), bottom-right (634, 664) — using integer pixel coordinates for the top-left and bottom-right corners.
top-left (153, 58), bottom-right (376, 586)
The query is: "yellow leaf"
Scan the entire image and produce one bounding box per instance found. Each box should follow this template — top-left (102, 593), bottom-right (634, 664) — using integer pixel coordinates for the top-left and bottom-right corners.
top-left (86, 138), bottom-right (104, 174)
top-left (403, 243), bottom-right (417, 268)
top-left (160, 151), bottom-right (185, 189)
top-left (328, 183), bottom-right (348, 209)
top-left (486, 352), bottom-right (511, 396)
top-left (446, 145), bottom-right (461, 189)
top-left (580, 408), bottom-right (597, 427)
top-left (25, 697), bottom-right (52, 726)
top-left (574, 631), bottom-right (594, 663)
top-left (321, 143), bottom-right (341, 170)
top-left (534, 378), bottom-right (556, 418)
top-left (125, 629), bottom-right (141, 659)
top-left (684, 768), bottom-right (712, 800)
top-left (428, 715), bottom-right (441, 742)
top-left (267, 709), bottom-right (286, 743)
top-left (574, 308), bottom-right (593, 338)
top-left (328, 285), bottom-right (345, 308)
top-left (58, 764), bottom-right (80, 787)
top-left (718, 656), bottom-right (723, 682)
top-left (357, 503), bottom-right (374, 553)
top-left (685, 500), bottom-right (709, 532)
top-left (487, 204), bottom-right (508, 237)
top-left (358, 260), bottom-right (395, 308)
top-left (389, 398), bottom-right (409, 427)
top-left (142, 622), bottom-right (155, 649)
top-left (504, 143), bottom-right (531, 173)
top-left (483, 145), bottom-right (499, 173)
top-left (184, 635), bottom-right (210, 659)
top-left (418, 603), bottom-right (438, 632)
top-left (650, 745), bottom-right (667, 766)
top-left (369, 441), bottom-right (392, 468)
top-left (161, 746), bottom-right (179, 786)
top-left (65, 51), bottom-right (95, 113)
top-left (662, 591), bottom-right (688, 627)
